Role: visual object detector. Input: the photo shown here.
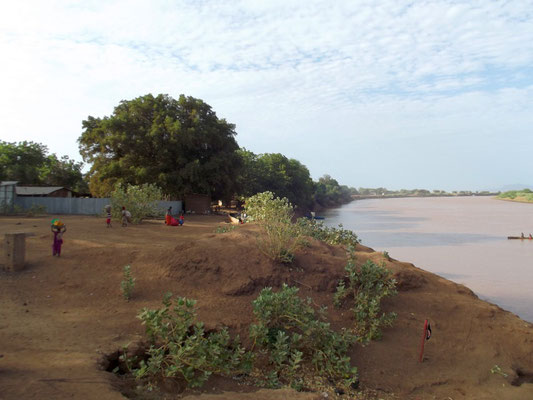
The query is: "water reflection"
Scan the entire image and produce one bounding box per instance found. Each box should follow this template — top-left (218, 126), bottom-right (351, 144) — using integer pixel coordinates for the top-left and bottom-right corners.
top-left (357, 231), bottom-right (501, 247)
top-left (323, 197), bottom-right (533, 323)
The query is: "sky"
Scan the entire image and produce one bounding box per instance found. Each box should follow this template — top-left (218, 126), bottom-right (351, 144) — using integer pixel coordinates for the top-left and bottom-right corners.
top-left (1, 0), bottom-right (532, 191)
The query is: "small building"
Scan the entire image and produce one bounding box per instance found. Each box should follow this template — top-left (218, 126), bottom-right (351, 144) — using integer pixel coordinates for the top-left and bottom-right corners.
top-left (184, 193), bottom-right (211, 214)
top-left (15, 186), bottom-right (73, 198)
top-left (0, 181), bottom-right (18, 212)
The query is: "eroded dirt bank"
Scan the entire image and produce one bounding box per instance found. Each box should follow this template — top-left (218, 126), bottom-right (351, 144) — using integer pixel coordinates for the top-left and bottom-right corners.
top-left (1, 215), bottom-right (532, 399)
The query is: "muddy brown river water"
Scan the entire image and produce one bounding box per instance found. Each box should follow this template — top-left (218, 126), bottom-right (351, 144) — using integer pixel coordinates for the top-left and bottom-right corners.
top-left (324, 196), bottom-right (533, 322)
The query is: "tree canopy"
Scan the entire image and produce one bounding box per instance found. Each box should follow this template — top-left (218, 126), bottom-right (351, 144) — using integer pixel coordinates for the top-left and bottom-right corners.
top-left (313, 175), bottom-right (357, 208)
top-left (237, 149), bottom-right (314, 209)
top-left (0, 141), bottom-right (87, 191)
top-left (78, 94), bottom-right (241, 199)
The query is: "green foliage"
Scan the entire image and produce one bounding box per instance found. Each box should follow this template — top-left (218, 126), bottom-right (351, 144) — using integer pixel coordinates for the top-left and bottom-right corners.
top-left (499, 190), bottom-right (518, 199)
top-left (25, 204), bottom-right (47, 217)
top-left (0, 141), bottom-right (86, 190)
top-left (250, 284), bottom-right (358, 390)
top-left (313, 175), bottom-right (357, 208)
top-left (121, 265), bottom-right (136, 300)
top-left (490, 364), bottom-right (508, 377)
top-left (498, 189), bottom-right (533, 202)
top-left (245, 191), bottom-right (293, 224)
top-left (132, 294), bottom-right (252, 388)
top-left (78, 93), bottom-right (241, 199)
top-left (237, 149), bottom-right (314, 209)
top-left (110, 183), bottom-right (164, 223)
top-left (0, 203), bottom-right (23, 215)
top-left (296, 218), bottom-right (360, 248)
top-left (245, 192), bottom-right (301, 263)
top-left (215, 225), bottom-right (236, 234)
top-left (334, 252), bottom-right (397, 343)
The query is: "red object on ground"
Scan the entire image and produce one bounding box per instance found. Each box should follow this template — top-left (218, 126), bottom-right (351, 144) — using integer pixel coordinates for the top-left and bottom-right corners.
top-left (419, 319), bottom-right (429, 363)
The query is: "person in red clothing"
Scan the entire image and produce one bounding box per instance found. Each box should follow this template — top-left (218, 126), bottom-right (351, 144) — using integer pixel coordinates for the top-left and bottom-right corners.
top-left (178, 213), bottom-right (184, 226)
top-left (105, 205), bottom-right (112, 228)
top-left (165, 206), bottom-right (172, 225)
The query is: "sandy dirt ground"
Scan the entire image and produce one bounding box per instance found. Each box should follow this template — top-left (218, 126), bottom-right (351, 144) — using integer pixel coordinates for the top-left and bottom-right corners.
top-left (1, 214), bottom-right (532, 400)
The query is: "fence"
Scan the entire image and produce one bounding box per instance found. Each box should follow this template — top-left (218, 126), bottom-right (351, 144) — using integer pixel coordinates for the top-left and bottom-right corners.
top-left (14, 197), bottom-right (182, 216)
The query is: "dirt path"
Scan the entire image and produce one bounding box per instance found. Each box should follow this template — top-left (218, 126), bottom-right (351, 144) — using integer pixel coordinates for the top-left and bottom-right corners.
top-left (1, 215), bottom-right (532, 399)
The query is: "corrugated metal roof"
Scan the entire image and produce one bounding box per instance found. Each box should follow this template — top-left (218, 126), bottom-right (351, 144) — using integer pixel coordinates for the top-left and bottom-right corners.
top-left (0, 181), bottom-right (18, 186)
top-left (16, 186), bottom-right (68, 195)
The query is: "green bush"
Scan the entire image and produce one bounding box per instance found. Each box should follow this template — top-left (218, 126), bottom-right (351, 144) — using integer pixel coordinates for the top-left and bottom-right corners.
top-left (296, 218), bottom-right (360, 248)
top-left (215, 225), bottom-right (236, 234)
top-left (110, 183), bottom-right (164, 223)
top-left (131, 294), bottom-right (252, 388)
top-left (245, 192), bottom-right (302, 263)
top-left (121, 265), bottom-right (136, 300)
top-left (334, 252), bottom-right (397, 343)
top-left (25, 204), bottom-right (47, 217)
top-left (250, 284), bottom-right (358, 390)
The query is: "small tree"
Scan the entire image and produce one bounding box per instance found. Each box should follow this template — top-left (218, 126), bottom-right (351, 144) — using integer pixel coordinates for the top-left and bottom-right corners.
top-left (334, 251), bottom-right (397, 343)
top-left (110, 183), bottom-right (163, 223)
top-left (132, 294), bottom-right (253, 388)
top-left (121, 265), bottom-right (136, 300)
top-left (245, 191), bottom-right (301, 263)
top-left (250, 284), bottom-right (358, 390)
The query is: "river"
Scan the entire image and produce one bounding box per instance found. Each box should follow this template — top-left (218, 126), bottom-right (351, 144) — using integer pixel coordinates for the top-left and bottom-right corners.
top-left (323, 196), bottom-right (533, 323)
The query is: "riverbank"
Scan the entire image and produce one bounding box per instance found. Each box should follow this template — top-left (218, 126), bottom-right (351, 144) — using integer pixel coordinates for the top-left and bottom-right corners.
top-left (1, 215), bottom-right (532, 399)
top-left (351, 193), bottom-right (497, 200)
top-left (496, 196), bottom-right (533, 204)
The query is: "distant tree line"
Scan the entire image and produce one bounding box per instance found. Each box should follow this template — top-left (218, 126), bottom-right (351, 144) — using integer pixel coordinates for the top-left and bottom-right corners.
top-left (498, 189), bottom-right (533, 203)
top-left (0, 141), bottom-right (88, 192)
top-left (3, 93), bottom-right (357, 210)
top-left (356, 188), bottom-right (497, 197)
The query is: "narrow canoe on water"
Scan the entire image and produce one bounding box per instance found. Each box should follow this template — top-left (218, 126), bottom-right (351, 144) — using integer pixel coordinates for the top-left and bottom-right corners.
top-left (507, 236), bottom-right (533, 240)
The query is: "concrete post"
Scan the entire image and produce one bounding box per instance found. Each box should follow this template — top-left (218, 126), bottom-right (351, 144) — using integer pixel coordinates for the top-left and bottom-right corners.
top-left (4, 233), bottom-right (26, 272)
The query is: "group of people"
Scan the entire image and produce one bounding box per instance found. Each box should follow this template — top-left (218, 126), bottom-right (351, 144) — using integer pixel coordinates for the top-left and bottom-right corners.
top-left (520, 232), bottom-right (533, 239)
top-left (165, 206), bottom-right (184, 226)
top-left (105, 205), bottom-right (132, 228)
top-left (51, 204), bottom-right (185, 257)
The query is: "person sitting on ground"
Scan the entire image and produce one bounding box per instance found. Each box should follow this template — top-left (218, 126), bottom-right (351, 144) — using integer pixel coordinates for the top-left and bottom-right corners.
top-left (178, 213), bottom-right (184, 226)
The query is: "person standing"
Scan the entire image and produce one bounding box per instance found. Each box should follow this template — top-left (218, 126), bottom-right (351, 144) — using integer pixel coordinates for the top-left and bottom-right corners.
top-left (105, 205), bottom-right (112, 228)
top-left (165, 206), bottom-right (172, 225)
top-left (51, 220), bottom-right (66, 256)
top-left (122, 206), bottom-right (128, 227)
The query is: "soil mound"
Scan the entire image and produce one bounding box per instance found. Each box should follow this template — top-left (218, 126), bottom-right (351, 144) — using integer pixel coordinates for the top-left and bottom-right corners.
top-left (159, 225), bottom-right (348, 297)
top-left (1, 215), bottom-right (533, 400)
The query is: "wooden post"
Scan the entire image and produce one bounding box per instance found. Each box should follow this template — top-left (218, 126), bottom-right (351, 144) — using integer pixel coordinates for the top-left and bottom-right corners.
top-left (4, 233), bottom-right (26, 271)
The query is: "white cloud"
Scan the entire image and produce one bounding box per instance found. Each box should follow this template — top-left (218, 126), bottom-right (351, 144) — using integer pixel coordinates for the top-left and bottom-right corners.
top-left (1, 0), bottom-right (532, 188)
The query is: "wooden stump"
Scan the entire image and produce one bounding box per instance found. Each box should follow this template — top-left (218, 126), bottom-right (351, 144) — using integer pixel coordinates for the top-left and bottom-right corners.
top-left (4, 233), bottom-right (26, 272)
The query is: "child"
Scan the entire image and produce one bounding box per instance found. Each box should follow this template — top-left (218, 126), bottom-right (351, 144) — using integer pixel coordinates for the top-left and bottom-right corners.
top-left (122, 206), bottom-right (132, 227)
top-left (105, 205), bottom-right (112, 228)
top-left (178, 213), bottom-right (184, 226)
top-left (51, 219), bottom-right (66, 257)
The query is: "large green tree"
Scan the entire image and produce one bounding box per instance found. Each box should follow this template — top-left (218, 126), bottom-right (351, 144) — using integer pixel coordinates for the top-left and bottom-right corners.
top-left (313, 175), bottom-right (357, 208)
top-left (78, 94), bottom-right (241, 200)
top-left (237, 149), bottom-right (314, 209)
top-left (0, 141), bottom-right (87, 191)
